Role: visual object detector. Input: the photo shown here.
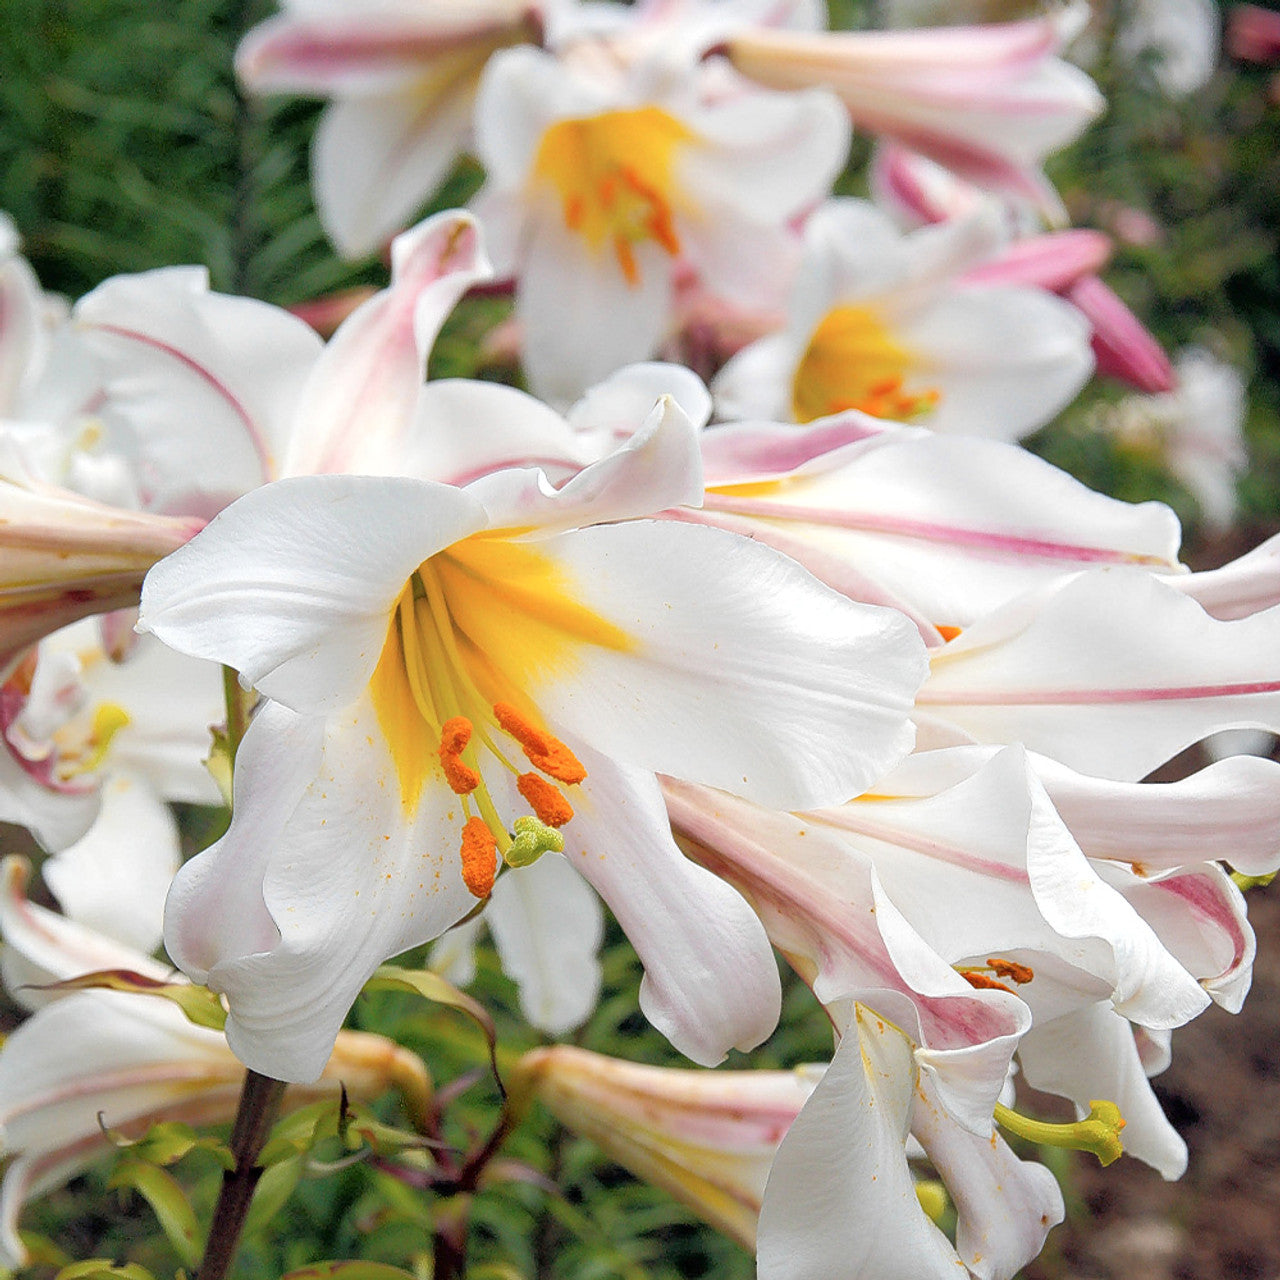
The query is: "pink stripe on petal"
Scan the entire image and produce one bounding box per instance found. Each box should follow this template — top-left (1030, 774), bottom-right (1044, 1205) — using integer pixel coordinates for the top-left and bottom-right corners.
top-left (86, 324), bottom-right (273, 480)
top-left (701, 493), bottom-right (1174, 568)
top-left (919, 679), bottom-right (1280, 706)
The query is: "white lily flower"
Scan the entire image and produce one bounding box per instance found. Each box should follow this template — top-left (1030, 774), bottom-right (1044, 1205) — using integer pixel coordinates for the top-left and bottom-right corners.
top-left (713, 199), bottom-right (1094, 437)
top-left (472, 42), bottom-right (849, 403)
top-left (236, 1), bottom-right (545, 257)
top-left (139, 399), bottom-right (927, 1082)
top-left (1116, 0), bottom-right (1220, 98)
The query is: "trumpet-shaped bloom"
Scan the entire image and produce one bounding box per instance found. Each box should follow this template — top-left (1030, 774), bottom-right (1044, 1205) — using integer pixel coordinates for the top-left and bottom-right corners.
top-left (722, 8), bottom-right (1103, 214)
top-left (0, 441), bottom-right (204, 681)
top-left (235, 1), bottom-right (544, 256)
top-left (513, 1043), bottom-right (819, 1250)
top-left (713, 200), bottom-right (1094, 437)
top-left (140, 399), bottom-right (927, 1081)
top-left (473, 43), bottom-right (849, 403)
top-left (0, 858), bottom-right (429, 1270)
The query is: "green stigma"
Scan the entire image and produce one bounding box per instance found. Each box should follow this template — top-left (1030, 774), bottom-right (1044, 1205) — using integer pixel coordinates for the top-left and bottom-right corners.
top-left (505, 816), bottom-right (564, 868)
top-left (994, 1099), bottom-right (1126, 1167)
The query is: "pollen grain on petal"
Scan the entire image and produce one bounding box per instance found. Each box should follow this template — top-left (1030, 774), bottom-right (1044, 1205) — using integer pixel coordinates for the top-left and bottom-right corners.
top-left (460, 817), bottom-right (498, 899)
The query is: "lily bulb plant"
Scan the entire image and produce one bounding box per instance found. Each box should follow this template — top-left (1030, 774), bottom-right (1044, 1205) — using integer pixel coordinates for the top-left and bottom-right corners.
top-left (1, 3), bottom-right (1277, 1279)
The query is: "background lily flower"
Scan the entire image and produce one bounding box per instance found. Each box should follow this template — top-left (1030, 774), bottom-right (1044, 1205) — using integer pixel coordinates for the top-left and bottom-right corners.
top-left (473, 43), bottom-right (849, 403)
top-left (713, 199), bottom-right (1094, 437)
top-left (1103, 346), bottom-right (1249, 532)
top-left (236, 1), bottom-right (544, 257)
top-left (722, 8), bottom-right (1103, 215)
top-left (139, 399), bottom-right (927, 1081)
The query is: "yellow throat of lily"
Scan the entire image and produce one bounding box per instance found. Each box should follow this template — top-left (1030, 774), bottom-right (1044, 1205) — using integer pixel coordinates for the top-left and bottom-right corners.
top-left (532, 107), bottom-right (692, 287)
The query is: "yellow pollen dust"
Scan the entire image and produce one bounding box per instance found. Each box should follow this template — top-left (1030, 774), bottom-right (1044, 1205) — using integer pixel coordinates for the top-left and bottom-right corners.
top-left (368, 537), bottom-right (631, 898)
top-left (531, 107), bottom-right (693, 287)
top-left (792, 305), bottom-right (941, 424)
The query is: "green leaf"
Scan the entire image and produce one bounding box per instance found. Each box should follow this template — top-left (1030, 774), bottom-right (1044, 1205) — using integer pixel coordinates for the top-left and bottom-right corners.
top-left (105, 1119), bottom-right (234, 1171)
top-left (107, 1159), bottom-right (202, 1269)
top-left (54, 1264), bottom-right (158, 1280)
top-left (366, 965), bottom-right (502, 1094)
top-left (29, 970), bottom-right (227, 1031)
top-left (256, 1096), bottom-right (343, 1168)
top-left (242, 1154), bottom-right (305, 1238)
top-left (281, 1264), bottom-right (420, 1280)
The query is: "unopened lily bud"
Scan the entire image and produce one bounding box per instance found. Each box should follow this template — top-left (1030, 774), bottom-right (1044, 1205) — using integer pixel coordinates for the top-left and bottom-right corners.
top-left (511, 1044), bottom-right (818, 1250)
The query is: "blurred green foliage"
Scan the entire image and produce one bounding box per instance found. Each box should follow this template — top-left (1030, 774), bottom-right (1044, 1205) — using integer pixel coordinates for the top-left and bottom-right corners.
top-left (3, 1), bottom-right (1280, 1277)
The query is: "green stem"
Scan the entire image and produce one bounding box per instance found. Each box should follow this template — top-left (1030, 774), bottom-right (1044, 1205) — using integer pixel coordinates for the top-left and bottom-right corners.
top-left (221, 664), bottom-right (256, 767)
top-left (195, 1069), bottom-right (288, 1280)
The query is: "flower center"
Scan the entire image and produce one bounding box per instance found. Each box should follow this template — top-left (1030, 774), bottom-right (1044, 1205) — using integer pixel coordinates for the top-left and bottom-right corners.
top-left (791, 305), bottom-right (941, 424)
top-left (531, 107), bottom-right (692, 287)
top-left (370, 535), bottom-right (631, 899)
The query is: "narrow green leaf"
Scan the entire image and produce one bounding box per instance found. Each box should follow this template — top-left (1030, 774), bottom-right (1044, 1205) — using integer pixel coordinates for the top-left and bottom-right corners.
top-left (104, 1119), bottom-right (234, 1171)
top-left (366, 965), bottom-right (502, 1093)
top-left (281, 1263), bottom-right (419, 1280)
top-left (30, 970), bottom-right (227, 1031)
top-left (107, 1159), bottom-right (202, 1269)
top-left (54, 1263), bottom-right (158, 1280)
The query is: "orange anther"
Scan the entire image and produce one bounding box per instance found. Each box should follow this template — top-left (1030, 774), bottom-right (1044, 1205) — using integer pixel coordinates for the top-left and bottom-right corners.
top-left (960, 970), bottom-right (1014, 994)
top-left (935, 625), bottom-right (963, 643)
top-left (493, 704), bottom-right (587, 785)
top-left (614, 236), bottom-right (639, 286)
top-left (987, 958), bottom-right (1034, 985)
top-left (440, 717), bottom-right (472, 755)
top-left (438, 716), bottom-right (479, 795)
top-left (459, 817), bottom-right (497, 898)
top-left (517, 772), bottom-right (575, 827)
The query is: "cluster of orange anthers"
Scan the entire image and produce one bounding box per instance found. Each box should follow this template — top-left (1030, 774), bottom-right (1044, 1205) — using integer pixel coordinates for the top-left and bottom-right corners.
top-left (564, 164), bottom-right (681, 287)
top-left (830, 377), bottom-right (941, 423)
top-left (959, 958), bottom-right (1036, 995)
top-left (438, 701), bottom-right (586, 899)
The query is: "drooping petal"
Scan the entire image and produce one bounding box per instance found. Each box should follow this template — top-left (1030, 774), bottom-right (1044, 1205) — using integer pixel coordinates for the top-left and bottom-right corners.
top-left (912, 1068), bottom-right (1063, 1280)
top-left (1017, 1002), bottom-right (1188, 1179)
top-left (566, 748), bottom-right (781, 1065)
top-left (757, 1004), bottom-right (962, 1280)
top-left (138, 474), bottom-right (487, 715)
top-left (1174, 531), bottom-right (1280, 621)
top-left (285, 210), bottom-right (493, 476)
top-left (1032, 752), bottom-right (1280, 878)
top-left (165, 696), bottom-right (478, 1082)
top-left (487, 852), bottom-right (604, 1035)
